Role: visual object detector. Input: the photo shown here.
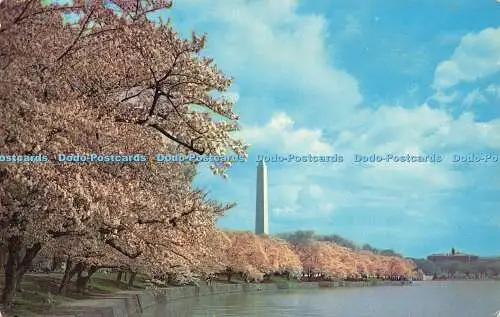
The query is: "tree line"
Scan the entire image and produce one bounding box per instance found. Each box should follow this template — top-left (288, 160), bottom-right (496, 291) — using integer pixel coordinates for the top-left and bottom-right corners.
top-left (278, 230), bottom-right (403, 257)
top-left (14, 229), bottom-right (417, 290)
top-left (220, 231), bottom-right (416, 283)
top-left (411, 258), bottom-right (500, 279)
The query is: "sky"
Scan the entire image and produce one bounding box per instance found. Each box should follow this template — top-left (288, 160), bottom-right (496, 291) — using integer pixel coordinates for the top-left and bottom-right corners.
top-left (160, 0), bottom-right (500, 258)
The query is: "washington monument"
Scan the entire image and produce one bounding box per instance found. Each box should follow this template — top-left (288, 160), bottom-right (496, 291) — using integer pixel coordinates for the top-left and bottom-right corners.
top-left (255, 160), bottom-right (269, 235)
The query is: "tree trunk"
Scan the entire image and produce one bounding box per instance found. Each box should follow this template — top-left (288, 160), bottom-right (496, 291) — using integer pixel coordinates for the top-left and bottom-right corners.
top-left (51, 255), bottom-right (58, 271)
top-left (57, 259), bottom-right (73, 294)
top-left (1, 237), bottom-right (41, 308)
top-left (1, 240), bottom-right (19, 308)
top-left (58, 262), bottom-right (82, 294)
top-left (75, 264), bottom-right (86, 293)
top-left (0, 243), bottom-right (7, 274)
top-left (76, 266), bottom-right (97, 294)
top-left (116, 271), bottom-right (123, 286)
top-left (128, 271), bottom-right (137, 289)
top-left (15, 248), bottom-right (37, 293)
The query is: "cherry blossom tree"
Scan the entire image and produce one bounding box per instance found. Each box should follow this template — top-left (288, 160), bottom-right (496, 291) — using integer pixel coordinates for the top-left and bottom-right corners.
top-left (260, 236), bottom-right (302, 275)
top-left (0, 0), bottom-right (246, 308)
top-left (221, 231), bottom-right (269, 279)
top-left (293, 240), bottom-right (415, 281)
top-left (219, 231), bottom-right (302, 282)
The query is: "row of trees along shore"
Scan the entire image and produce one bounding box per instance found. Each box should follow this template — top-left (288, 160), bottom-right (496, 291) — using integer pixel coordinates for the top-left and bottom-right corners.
top-left (0, 0), bottom-right (415, 310)
top-left (411, 258), bottom-right (500, 279)
top-left (1, 226), bottom-right (418, 310)
top-left (4, 229), bottom-right (417, 295)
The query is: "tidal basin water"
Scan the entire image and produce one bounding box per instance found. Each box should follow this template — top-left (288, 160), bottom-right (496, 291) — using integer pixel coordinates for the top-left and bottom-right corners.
top-left (141, 281), bottom-right (500, 317)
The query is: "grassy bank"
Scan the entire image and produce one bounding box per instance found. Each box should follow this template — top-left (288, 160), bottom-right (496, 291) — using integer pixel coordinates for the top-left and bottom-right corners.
top-left (1, 272), bottom-right (262, 315)
top-left (0, 272), bottom-right (147, 316)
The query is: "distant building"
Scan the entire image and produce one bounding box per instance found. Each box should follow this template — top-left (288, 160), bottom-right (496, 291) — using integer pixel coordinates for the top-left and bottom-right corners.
top-left (427, 248), bottom-right (478, 263)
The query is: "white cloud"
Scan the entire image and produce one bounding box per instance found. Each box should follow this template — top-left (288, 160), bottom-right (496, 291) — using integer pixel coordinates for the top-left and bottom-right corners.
top-left (169, 0), bottom-right (362, 124)
top-left (337, 104), bottom-right (500, 153)
top-left (308, 184), bottom-right (324, 199)
top-left (272, 206), bottom-right (297, 217)
top-left (429, 90), bottom-right (461, 104)
top-left (240, 112), bottom-right (333, 154)
top-left (340, 15), bottom-right (362, 38)
top-left (319, 202), bottom-right (335, 213)
top-left (433, 27), bottom-right (500, 90)
top-left (270, 183), bottom-right (335, 220)
top-left (485, 84), bottom-right (500, 99)
top-left (462, 89), bottom-right (487, 107)
top-left (238, 103), bottom-right (500, 222)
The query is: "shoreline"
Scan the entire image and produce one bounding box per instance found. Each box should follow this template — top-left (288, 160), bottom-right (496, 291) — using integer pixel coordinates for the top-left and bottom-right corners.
top-left (31, 279), bottom-right (411, 317)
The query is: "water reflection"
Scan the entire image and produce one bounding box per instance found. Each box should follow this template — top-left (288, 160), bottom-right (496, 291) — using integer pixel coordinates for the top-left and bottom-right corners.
top-left (141, 281), bottom-right (500, 317)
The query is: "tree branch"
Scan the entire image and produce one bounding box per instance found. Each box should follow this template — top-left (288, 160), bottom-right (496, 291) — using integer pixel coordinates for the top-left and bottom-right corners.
top-left (145, 240), bottom-right (191, 263)
top-left (156, 50), bottom-right (184, 83)
top-left (105, 239), bottom-right (142, 259)
top-left (120, 86), bottom-right (151, 103)
top-left (169, 248), bottom-right (192, 263)
top-left (13, 0), bottom-right (36, 24)
top-left (0, 5), bottom-right (84, 35)
top-left (56, 7), bottom-right (95, 62)
top-left (148, 123), bottom-right (204, 155)
top-left (48, 230), bottom-right (86, 238)
top-left (148, 87), bottom-right (160, 116)
top-left (159, 91), bottom-right (209, 135)
top-left (167, 201), bottom-right (198, 228)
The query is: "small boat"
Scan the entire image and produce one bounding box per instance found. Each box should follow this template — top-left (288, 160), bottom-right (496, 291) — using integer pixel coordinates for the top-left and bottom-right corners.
top-left (493, 310), bottom-right (500, 317)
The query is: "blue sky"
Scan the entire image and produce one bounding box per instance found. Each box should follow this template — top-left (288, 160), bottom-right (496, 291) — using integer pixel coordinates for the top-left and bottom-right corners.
top-left (161, 0), bottom-right (500, 258)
